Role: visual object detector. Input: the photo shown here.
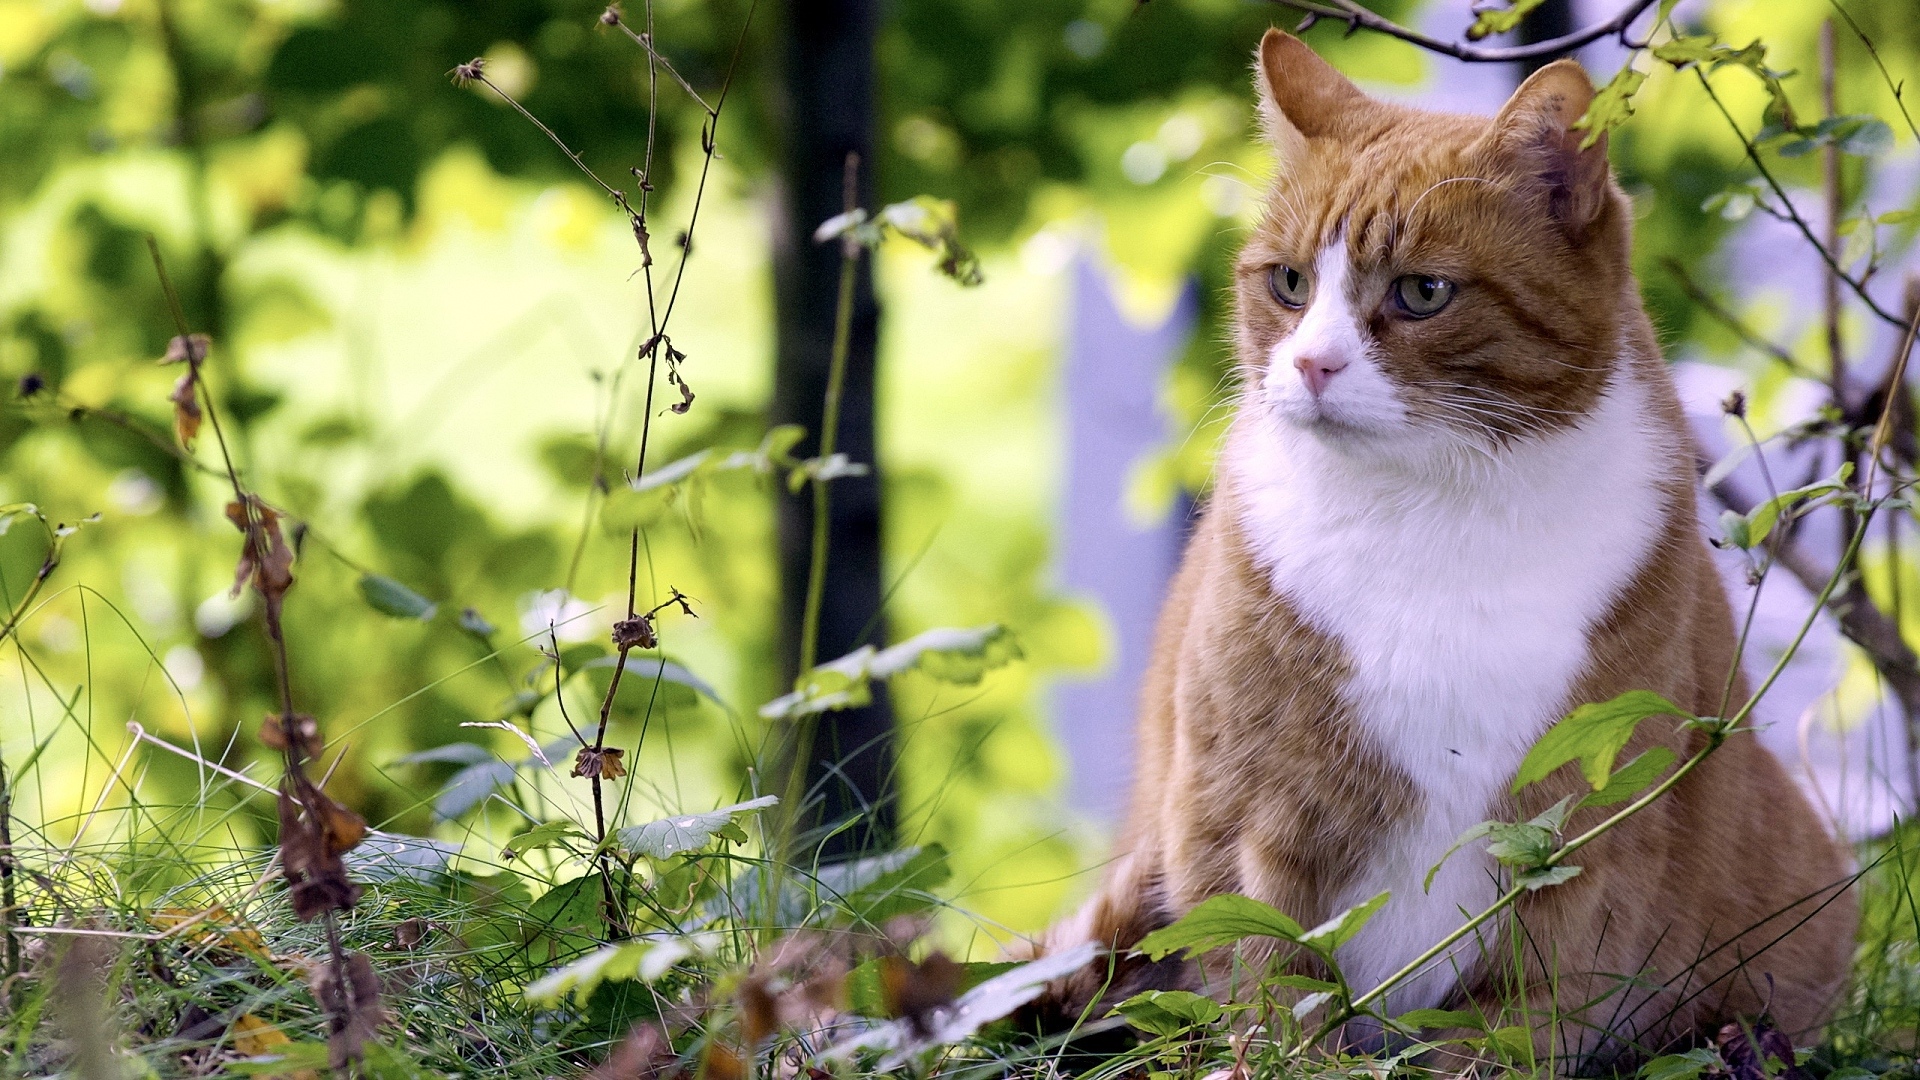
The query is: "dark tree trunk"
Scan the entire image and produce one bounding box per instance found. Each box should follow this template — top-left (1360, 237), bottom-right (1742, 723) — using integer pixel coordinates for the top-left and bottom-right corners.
top-left (770, 0), bottom-right (894, 857)
top-left (1515, 0), bottom-right (1577, 79)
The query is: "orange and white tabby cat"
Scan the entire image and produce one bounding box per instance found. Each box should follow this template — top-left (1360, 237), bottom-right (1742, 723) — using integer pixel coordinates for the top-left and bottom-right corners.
top-left (1033, 29), bottom-right (1856, 1066)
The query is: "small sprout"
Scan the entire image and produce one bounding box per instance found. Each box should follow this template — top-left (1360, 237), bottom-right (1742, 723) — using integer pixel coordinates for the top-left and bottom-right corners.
top-left (450, 58), bottom-right (485, 86)
top-left (17, 372), bottom-right (44, 398)
top-left (571, 746), bottom-right (627, 780)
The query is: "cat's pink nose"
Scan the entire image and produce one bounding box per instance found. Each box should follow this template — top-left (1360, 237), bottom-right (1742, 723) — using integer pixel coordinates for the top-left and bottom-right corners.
top-left (1294, 353), bottom-right (1348, 397)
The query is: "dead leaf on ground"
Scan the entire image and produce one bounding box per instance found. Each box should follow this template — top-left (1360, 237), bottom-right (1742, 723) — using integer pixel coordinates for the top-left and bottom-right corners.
top-left (152, 906), bottom-right (268, 958)
top-left (230, 1014), bottom-right (320, 1080)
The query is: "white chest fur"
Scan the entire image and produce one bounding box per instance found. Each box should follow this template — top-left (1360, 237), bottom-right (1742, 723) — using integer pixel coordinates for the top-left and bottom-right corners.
top-left (1229, 368), bottom-right (1668, 1011)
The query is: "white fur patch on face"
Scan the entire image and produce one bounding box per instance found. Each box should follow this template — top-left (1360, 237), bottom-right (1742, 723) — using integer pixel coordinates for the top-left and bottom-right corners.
top-left (1231, 355), bottom-right (1667, 1014)
top-left (1262, 237), bottom-right (1409, 438)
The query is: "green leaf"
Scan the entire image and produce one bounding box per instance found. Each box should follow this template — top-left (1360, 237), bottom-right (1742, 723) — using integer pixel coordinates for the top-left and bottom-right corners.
top-left (1734, 463), bottom-right (1853, 549)
top-left (1394, 1008), bottom-right (1486, 1032)
top-left (1574, 66), bottom-right (1648, 149)
top-left (523, 935), bottom-right (704, 1005)
top-left (1112, 989), bottom-right (1223, 1037)
top-left (612, 795), bottom-right (779, 859)
top-left (1641, 1047), bottom-right (1721, 1080)
top-left (359, 573), bottom-right (437, 620)
top-left (1880, 209), bottom-right (1919, 226)
top-left (1513, 691), bottom-right (1689, 792)
top-left (1299, 891), bottom-right (1389, 952)
top-left (1580, 746), bottom-right (1677, 808)
top-left (1292, 991), bottom-right (1334, 1021)
top-left (1262, 974), bottom-right (1339, 993)
top-left (502, 821), bottom-right (588, 859)
top-left (1701, 188), bottom-right (1759, 222)
top-left (1514, 864), bottom-right (1584, 891)
top-left (1465, 0), bottom-right (1546, 40)
top-left (760, 625), bottom-right (1022, 720)
top-left (1134, 894), bottom-right (1305, 960)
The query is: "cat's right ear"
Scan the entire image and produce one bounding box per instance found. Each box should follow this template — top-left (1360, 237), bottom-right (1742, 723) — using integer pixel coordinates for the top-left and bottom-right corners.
top-left (1255, 28), bottom-right (1365, 166)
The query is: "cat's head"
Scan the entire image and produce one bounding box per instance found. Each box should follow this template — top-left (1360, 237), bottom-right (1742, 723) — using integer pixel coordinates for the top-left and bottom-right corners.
top-left (1235, 29), bottom-right (1634, 460)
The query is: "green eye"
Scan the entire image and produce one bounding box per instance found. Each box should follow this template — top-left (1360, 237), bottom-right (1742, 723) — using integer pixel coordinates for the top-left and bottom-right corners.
top-left (1268, 264), bottom-right (1310, 309)
top-left (1394, 275), bottom-right (1454, 317)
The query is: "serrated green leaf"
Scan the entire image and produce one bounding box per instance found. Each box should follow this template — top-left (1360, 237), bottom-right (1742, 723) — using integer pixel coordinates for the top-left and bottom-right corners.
top-left (1299, 891), bottom-right (1389, 952)
top-left (612, 795), bottom-right (779, 859)
top-left (1514, 691), bottom-right (1689, 792)
top-left (1580, 746), bottom-right (1677, 808)
top-left (1134, 894), bottom-right (1305, 960)
top-left (359, 573), bottom-right (437, 620)
top-left (1574, 66), bottom-right (1648, 149)
top-left (1112, 989), bottom-right (1223, 1037)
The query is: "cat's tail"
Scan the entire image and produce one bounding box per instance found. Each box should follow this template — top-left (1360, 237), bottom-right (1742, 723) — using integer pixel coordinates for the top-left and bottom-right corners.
top-left (1008, 852), bottom-right (1193, 1035)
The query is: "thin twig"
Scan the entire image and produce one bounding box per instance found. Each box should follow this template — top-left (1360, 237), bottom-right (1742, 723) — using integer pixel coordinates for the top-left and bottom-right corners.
top-left (1269, 0), bottom-right (1659, 63)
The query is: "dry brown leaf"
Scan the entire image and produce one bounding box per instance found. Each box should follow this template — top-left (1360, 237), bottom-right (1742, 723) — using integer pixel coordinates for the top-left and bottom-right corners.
top-left (276, 779), bottom-right (363, 922)
top-left (169, 373), bottom-right (202, 447)
top-left (225, 497), bottom-right (296, 632)
top-left (260, 713), bottom-right (323, 760)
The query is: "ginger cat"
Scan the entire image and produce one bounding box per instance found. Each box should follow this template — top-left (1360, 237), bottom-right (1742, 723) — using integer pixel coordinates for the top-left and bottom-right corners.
top-left (1032, 30), bottom-right (1856, 1067)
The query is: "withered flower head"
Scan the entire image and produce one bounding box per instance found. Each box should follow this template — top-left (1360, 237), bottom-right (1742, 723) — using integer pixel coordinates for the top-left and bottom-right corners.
top-left (17, 372), bottom-right (45, 398)
top-left (260, 712), bottom-right (324, 761)
top-left (572, 746), bottom-right (627, 781)
top-left (612, 615), bottom-right (657, 650)
top-left (600, 5), bottom-right (622, 25)
top-left (450, 58), bottom-right (485, 85)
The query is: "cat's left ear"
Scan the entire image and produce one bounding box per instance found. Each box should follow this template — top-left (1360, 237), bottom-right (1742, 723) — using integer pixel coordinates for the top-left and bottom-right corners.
top-left (1486, 59), bottom-right (1610, 237)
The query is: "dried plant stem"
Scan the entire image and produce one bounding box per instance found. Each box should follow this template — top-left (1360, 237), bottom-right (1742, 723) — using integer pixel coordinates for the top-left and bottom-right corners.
top-left (146, 237), bottom-right (364, 1070)
top-left (1, 754), bottom-right (16, 982)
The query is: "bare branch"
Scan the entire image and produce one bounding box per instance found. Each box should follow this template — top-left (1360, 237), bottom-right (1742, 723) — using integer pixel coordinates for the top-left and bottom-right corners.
top-left (1267, 0), bottom-right (1660, 64)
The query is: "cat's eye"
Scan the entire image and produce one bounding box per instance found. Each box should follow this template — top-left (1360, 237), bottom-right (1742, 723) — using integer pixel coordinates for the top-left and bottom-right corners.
top-left (1268, 264), bottom-right (1310, 309)
top-left (1394, 275), bottom-right (1455, 318)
